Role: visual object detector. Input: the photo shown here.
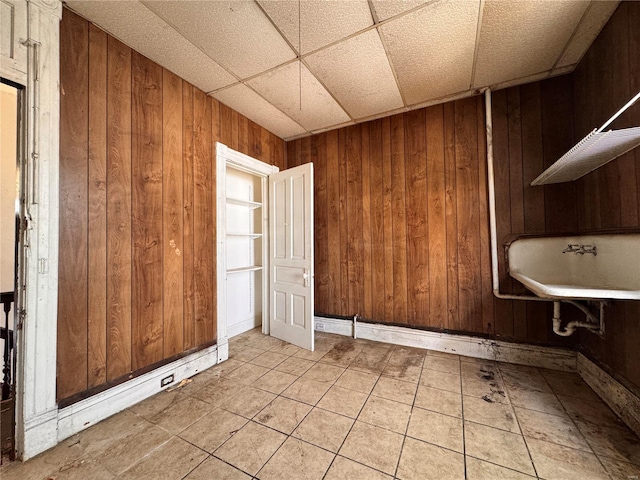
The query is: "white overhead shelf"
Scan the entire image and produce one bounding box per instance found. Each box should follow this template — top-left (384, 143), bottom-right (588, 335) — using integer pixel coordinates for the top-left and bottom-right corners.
top-left (532, 91), bottom-right (640, 186)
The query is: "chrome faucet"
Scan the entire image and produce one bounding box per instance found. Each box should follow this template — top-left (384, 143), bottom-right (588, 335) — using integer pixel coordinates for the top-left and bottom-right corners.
top-left (562, 244), bottom-right (597, 255)
top-left (579, 245), bottom-right (597, 256)
top-left (562, 244), bottom-right (581, 254)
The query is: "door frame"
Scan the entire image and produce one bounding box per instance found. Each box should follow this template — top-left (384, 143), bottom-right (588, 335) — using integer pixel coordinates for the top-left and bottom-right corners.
top-left (215, 142), bottom-right (279, 340)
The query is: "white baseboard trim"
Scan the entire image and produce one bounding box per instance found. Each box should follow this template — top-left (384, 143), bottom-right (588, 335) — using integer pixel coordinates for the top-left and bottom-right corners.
top-left (21, 408), bottom-right (58, 460)
top-left (227, 316), bottom-right (262, 339)
top-left (56, 344), bottom-right (219, 444)
top-left (314, 316), bottom-right (576, 372)
top-left (577, 353), bottom-right (640, 437)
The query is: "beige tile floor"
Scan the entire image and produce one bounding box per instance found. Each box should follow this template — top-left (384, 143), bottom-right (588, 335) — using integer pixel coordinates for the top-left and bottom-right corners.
top-left (2, 329), bottom-right (640, 479)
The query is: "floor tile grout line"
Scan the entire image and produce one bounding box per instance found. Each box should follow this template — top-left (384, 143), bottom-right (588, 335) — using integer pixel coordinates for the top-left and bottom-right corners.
top-left (537, 366), bottom-right (609, 464)
top-left (464, 453), bottom-right (541, 479)
top-left (220, 344), bottom-right (345, 479)
top-left (387, 349), bottom-right (426, 478)
top-left (319, 342), bottom-right (396, 479)
top-left (254, 340), bottom-right (351, 480)
top-left (178, 452), bottom-right (210, 480)
top-left (229, 335), bottom-right (610, 478)
top-left (114, 434), bottom-right (176, 477)
top-left (494, 364), bottom-right (540, 479)
top-left (459, 356), bottom-right (469, 480)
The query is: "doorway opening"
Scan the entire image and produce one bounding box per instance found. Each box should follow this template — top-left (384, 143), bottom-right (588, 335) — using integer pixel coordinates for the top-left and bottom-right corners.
top-left (215, 143), bottom-right (315, 352)
top-left (0, 78), bottom-right (22, 464)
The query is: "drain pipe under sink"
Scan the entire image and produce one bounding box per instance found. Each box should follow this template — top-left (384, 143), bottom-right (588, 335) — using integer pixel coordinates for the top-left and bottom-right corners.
top-left (484, 89), bottom-right (605, 337)
top-left (552, 301), bottom-right (604, 337)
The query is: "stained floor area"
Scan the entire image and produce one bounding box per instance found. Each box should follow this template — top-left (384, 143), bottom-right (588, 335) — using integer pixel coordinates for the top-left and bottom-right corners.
top-left (2, 329), bottom-right (640, 479)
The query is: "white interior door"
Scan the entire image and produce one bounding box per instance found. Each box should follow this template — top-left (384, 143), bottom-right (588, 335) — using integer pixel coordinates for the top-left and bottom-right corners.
top-left (269, 163), bottom-right (314, 351)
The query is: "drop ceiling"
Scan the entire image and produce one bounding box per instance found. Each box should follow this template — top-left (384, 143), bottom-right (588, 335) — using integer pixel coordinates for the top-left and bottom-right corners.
top-left (66, 0), bottom-right (619, 141)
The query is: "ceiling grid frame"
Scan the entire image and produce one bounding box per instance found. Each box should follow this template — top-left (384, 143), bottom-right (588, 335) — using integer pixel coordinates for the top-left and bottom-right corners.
top-left (66, 0), bottom-right (620, 141)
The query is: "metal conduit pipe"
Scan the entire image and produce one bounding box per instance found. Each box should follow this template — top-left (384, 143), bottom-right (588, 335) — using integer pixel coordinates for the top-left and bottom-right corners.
top-left (484, 88), bottom-right (550, 304)
top-left (484, 89), bottom-right (605, 337)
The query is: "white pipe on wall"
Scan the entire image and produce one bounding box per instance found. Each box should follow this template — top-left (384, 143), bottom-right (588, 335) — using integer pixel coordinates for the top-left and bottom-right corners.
top-left (484, 88), bottom-right (605, 337)
top-left (484, 88), bottom-right (549, 304)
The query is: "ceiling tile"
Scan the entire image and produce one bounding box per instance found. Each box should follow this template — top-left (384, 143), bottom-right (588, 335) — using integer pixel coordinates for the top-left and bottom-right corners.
top-left (213, 84), bottom-right (306, 140)
top-left (142, 0), bottom-right (296, 79)
top-left (66, 1), bottom-right (236, 92)
top-left (473, 0), bottom-right (590, 88)
top-left (305, 29), bottom-right (404, 119)
top-left (556, 1), bottom-right (619, 69)
top-left (380, 0), bottom-right (479, 106)
top-left (370, 0), bottom-right (429, 22)
top-left (258, 0), bottom-right (373, 55)
top-left (247, 61), bottom-right (350, 131)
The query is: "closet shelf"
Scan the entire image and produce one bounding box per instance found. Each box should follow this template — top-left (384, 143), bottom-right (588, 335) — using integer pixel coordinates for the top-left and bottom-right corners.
top-left (226, 197), bottom-right (262, 209)
top-left (227, 233), bottom-right (262, 238)
top-left (227, 265), bottom-right (263, 273)
top-left (532, 91), bottom-right (640, 186)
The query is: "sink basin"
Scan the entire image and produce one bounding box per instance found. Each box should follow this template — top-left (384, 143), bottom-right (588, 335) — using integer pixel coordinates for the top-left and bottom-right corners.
top-left (507, 234), bottom-right (640, 300)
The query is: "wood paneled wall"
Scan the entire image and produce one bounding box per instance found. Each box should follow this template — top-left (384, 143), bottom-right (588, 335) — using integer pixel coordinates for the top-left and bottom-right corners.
top-left (571, 2), bottom-right (640, 394)
top-left (288, 95), bottom-right (574, 346)
top-left (491, 76), bottom-right (578, 345)
top-left (58, 9), bottom-right (285, 402)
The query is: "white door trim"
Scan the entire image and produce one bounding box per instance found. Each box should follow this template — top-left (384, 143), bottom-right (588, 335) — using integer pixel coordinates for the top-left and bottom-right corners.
top-left (3, 0), bottom-right (63, 460)
top-left (215, 142), bottom-right (279, 340)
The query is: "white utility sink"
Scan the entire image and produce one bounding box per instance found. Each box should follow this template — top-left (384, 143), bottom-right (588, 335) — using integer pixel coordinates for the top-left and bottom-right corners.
top-left (507, 234), bottom-right (640, 300)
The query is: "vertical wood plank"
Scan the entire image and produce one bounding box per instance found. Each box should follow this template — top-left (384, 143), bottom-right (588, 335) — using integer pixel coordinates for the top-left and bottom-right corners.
top-left (507, 88), bottom-right (525, 235)
top-left (614, 3), bottom-right (638, 228)
top-left (381, 117), bottom-right (394, 322)
top-left (596, 21), bottom-right (620, 230)
top-left (131, 52), bottom-right (164, 370)
top-left (326, 130), bottom-right (341, 314)
top-left (249, 121), bottom-right (263, 160)
top-left (182, 83), bottom-right (195, 350)
top-left (106, 36), bottom-right (132, 380)
top-left (210, 97), bottom-right (218, 345)
top-left (193, 90), bottom-right (215, 345)
top-left (313, 134), bottom-right (329, 313)
top-left (162, 69), bottom-right (184, 357)
top-left (273, 134), bottom-right (286, 170)
top-left (338, 129), bottom-right (350, 316)
top-left (369, 120), bottom-right (385, 321)
top-left (261, 127), bottom-right (272, 165)
top-left (211, 98), bottom-right (221, 146)
top-left (58, 10), bottom-right (89, 399)
top-left (361, 124), bottom-right (373, 320)
top-left (520, 84), bottom-right (548, 342)
top-left (286, 142), bottom-right (297, 169)
top-left (540, 76), bottom-right (576, 234)
top-left (346, 125), bottom-right (364, 317)
top-left (454, 98), bottom-right (482, 333)
top-left (404, 109), bottom-right (429, 326)
top-left (476, 97), bottom-right (495, 335)
top-left (87, 23), bottom-right (108, 387)
top-left (491, 90), bottom-right (514, 338)
top-left (219, 102), bottom-right (233, 147)
top-left (630, 4), bottom-right (640, 229)
top-left (300, 136), bottom-right (311, 165)
top-left (230, 109), bottom-right (239, 150)
top-left (443, 103), bottom-right (459, 331)
top-left (426, 105), bottom-right (447, 329)
top-left (237, 114), bottom-right (249, 155)
top-left (520, 83), bottom-right (545, 233)
top-left (390, 114), bottom-right (407, 324)
top-left (506, 88), bottom-right (527, 338)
